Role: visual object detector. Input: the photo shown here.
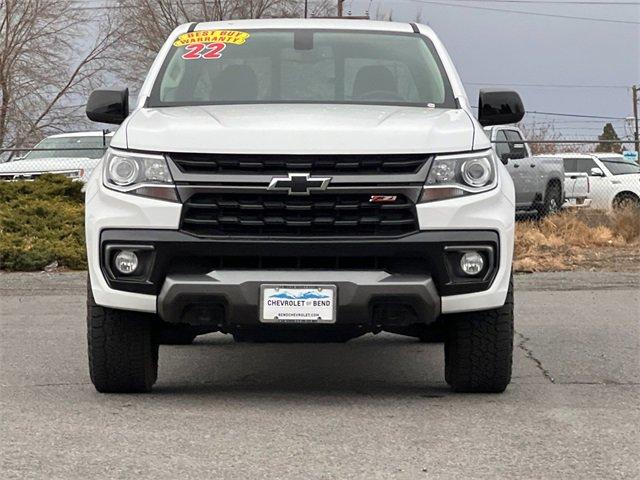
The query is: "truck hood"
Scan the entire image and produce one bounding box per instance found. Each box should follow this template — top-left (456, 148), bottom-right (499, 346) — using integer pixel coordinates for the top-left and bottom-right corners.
top-left (610, 173), bottom-right (640, 189)
top-left (121, 104), bottom-right (477, 154)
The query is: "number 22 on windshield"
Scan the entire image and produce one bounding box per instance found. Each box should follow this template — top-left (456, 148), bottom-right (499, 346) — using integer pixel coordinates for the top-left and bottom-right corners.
top-left (181, 42), bottom-right (226, 60)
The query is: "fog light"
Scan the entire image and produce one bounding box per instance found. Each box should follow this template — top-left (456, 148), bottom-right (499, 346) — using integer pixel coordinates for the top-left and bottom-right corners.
top-left (460, 251), bottom-right (484, 276)
top-left (114, 250), bottom-right (138, 275)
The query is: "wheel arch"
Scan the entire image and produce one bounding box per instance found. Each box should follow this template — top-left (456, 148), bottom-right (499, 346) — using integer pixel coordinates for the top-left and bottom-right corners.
top-left (546, 176), bottom-right (562, 195)
top-left (612, 190), bottom-right (640, 207)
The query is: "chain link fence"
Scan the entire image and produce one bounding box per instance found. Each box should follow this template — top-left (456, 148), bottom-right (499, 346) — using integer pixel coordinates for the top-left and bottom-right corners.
top-left (0, 136), bottom-right (638, 273)
top-left (2, 136), bottom-right (637, 209)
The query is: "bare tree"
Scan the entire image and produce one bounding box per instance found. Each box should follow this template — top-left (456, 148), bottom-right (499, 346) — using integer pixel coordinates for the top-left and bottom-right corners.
top-left (414, 7), bottom-right (424, 23)
top-left (0, 0), bottom-right (119, 153)
top-left (112, 0), bottom-right (335, 88)
top-left (519, 122), bottom-right (564, 155)
top-left (372, 5), bottom-right (393, 21)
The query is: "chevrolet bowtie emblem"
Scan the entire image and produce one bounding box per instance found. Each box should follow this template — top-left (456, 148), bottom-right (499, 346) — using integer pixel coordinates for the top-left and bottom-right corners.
top-left (267, 173), bottom-right (331, 195)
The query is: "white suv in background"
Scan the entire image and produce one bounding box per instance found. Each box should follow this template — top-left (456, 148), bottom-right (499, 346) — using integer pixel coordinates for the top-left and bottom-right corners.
top-left (559, 153), bottom-right (640, 209)
top-left (0, 131), bottom-right (112, 182)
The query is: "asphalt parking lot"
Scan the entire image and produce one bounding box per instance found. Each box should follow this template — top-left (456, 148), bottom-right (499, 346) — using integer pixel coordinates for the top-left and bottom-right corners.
top-left (1, 271), bottom-right (638, 479)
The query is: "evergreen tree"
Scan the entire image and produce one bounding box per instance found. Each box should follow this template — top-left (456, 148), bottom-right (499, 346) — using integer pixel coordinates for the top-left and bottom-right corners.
top-left (595, 123), bottom-right (623, 153)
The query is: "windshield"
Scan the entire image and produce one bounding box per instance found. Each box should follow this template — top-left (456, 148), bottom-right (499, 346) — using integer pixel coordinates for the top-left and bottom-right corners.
top-left (21, 136), bottom-right (110, 160)
top-left (600, 157), bottom-right (640, 175)
top-left (149, 29), bottom-right (456, 108)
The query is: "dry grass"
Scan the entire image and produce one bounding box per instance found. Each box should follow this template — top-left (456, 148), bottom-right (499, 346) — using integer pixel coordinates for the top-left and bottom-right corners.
top-left (514, 206), bottom-right (640, 272)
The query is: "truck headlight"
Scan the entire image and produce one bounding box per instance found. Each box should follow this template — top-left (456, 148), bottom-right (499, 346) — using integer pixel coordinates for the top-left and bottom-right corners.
top-left (103, 149), bottom-right (178, 202)
top-left (420, 150), bottom-right (497, 203)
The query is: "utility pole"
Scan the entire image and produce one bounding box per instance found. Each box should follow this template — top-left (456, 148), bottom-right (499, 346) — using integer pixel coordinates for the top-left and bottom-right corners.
top-left (337, 0), bottom-right (345, 17)
top-left (633, 84), bottom-right (639, 155)
top-left (304, 0), bottom-right (308, 18)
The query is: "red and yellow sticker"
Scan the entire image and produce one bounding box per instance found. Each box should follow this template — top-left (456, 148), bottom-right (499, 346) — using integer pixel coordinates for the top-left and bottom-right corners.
top-left (173, 30), bottom-right (250, 47)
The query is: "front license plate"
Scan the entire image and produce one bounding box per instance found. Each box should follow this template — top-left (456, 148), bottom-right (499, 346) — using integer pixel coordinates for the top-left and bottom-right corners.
top-left (260, 285), bottom-right (337, 324)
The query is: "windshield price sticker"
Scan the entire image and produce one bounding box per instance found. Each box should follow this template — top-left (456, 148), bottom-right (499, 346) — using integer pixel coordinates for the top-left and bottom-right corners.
top-left (182, 43), bottom-right (226, 60)
top-left (174, 30), bottom-right (249, 47)
top-left (175, 30), bottom-right (249, 60)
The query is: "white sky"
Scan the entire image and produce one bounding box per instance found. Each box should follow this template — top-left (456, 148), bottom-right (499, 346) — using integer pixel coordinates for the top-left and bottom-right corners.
top-left (79, 0), bottom-right (640, 139)
top-left (348, 0), bottom-right (640, 138)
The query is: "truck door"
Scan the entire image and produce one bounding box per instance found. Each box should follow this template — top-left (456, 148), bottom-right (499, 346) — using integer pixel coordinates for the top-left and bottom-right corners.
top-left (495, 129), bottom-right (530, 206)
top-left (575, 156), bottom-right (608, 207)
top-left (563, 158), bottom-right (579, 199)
top-left (504, 129), bottom-right (537, 204)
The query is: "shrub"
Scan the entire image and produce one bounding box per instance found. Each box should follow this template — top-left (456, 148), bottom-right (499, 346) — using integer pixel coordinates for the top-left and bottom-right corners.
top-left (0, 175), bottom-right (86, 271)
top-left (514, 207), bottom-right (640, 272)
top-left (1, 175), bottom-right (638, 273)
top-left (611, 205), bottom-right (640, 243)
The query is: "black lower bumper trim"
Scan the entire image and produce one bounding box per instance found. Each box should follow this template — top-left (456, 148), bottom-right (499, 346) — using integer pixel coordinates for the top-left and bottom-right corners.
top-left (157, 270), bottom-right (440, 328)
top-left (100, 229), bottom-right (500, 297)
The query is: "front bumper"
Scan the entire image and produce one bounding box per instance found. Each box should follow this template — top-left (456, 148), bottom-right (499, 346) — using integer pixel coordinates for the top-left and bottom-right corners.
top-left (158, 270), bottom-right (440, 329)
top-left (93, 229), bottom-right (501, 326)
top-left (86, 165), bottom-right (515, 316)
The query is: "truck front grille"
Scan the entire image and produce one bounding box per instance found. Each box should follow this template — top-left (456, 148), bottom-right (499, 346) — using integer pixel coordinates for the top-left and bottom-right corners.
top-left (169, 153), bottom-right (429, 175)
top-left (181, 192), bottom-right (418, 237)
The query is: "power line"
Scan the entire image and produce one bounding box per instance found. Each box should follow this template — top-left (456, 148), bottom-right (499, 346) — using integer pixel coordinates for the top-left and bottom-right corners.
top-left (545, 127), bottom-right (623, 130)
top-left (533, 119), bottom-right (629, 124)
top-left (471, 106), bottom-right (627, 120)
top-left (70, 0), bottom-right (640, 24)
top-left (442, 0), bottom-right (640, 5)
top-left (71, 0), bottom-right (343, 10)
top-left (528, 111), bottom-right (628, 120)
top-left (402, 0), bottom-right (640, 25)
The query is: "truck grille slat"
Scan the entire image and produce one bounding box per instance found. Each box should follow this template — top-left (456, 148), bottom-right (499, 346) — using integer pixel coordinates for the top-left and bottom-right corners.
top-left (170, 153), bottom-right (429, 175)
top-left (167, 254), bottom-right (429, 274)
top-left (181, 193), bottom-right (418, 237)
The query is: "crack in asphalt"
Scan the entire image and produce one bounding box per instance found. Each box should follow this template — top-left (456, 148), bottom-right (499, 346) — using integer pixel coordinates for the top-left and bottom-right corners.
top-left (555, 381), bottom-right (639, 386)
top-left (515, 331), bottom-right (556, 384)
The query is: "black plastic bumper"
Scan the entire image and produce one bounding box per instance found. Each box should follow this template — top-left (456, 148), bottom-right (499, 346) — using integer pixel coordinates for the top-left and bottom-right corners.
top-left (157, 270), bottom-right (441, 328)
top-left (100, 229), bottom-right (499, 297)
top-left (100, 229), bottom-right (499, 328)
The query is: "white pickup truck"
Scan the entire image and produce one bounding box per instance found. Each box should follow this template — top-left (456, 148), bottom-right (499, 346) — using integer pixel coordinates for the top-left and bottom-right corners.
top-left (84, 18), bottom-right (526, 394)
top-left (485, 125), bottom-right (589, 214)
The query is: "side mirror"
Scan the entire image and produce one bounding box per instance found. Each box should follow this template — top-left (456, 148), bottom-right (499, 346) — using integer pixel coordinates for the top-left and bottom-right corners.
top-left (589, 167), bottom-right (605, 177)
top-left (478, 89), bottom-right (525, 127)
top-left (86, 89), bottom-right (129, 124)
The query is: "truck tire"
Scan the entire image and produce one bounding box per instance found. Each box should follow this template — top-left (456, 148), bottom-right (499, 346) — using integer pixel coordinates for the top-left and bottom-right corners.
top-left (612, 192), bottom-right (640, 209)
top-left (444, 276), bottom-right (514, 393)
top-left (537, 183), bottom-right (562, 217)
top-left (87, 280), bottom-right (159, 393)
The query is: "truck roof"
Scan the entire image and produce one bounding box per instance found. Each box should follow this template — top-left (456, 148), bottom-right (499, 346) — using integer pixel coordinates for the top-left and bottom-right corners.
top-left (46, 131), bottom-right (114, 139)
top-left (185, 18), bottom-right (427, 35)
